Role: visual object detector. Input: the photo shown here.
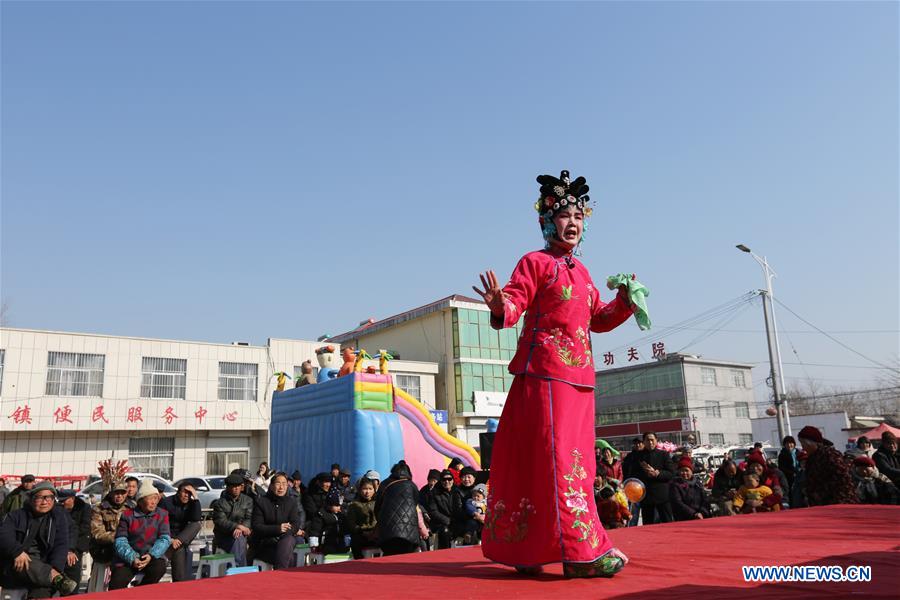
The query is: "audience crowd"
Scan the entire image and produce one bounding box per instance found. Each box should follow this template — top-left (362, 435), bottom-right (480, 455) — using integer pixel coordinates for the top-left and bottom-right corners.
top-left (1, 426), bottom-right (897, 595)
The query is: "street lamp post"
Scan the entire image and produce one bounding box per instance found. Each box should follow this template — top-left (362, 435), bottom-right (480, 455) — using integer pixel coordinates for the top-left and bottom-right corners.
top-left (736, 244), bottom-right (792, 440)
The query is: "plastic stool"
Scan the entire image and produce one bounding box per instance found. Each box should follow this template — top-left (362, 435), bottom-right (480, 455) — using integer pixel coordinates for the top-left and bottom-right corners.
top-left (293, 543), bottom-right (311, 567)
top-left (225, 566), bottom-right (261, 576)
top-left (307, 552), bottom-right (324, 565)
top-left (361, 548), bottom-right (383, 559)
top-left (128, 573), bottom-right (145, 587)
top-left (195, 553), bottom-right (235, 579)
top-left (252, 559), bottom-right (274, 572)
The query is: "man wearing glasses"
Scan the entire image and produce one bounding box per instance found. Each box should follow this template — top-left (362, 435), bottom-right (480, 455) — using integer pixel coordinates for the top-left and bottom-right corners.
top-left (0, 480), bottom-right (79, 596)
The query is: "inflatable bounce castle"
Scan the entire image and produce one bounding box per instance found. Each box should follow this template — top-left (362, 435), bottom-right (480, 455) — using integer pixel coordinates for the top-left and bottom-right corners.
top-left (270, 366), bottom-right (480, 488)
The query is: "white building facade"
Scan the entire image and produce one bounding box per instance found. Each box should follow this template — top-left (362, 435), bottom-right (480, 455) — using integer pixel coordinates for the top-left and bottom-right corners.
top-left (0, 328), bottom-right (437, 481)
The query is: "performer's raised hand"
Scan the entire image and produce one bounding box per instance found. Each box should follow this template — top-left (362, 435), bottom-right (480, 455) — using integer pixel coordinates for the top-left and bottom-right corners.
top-left (473, 270), bottom-right (505, 316)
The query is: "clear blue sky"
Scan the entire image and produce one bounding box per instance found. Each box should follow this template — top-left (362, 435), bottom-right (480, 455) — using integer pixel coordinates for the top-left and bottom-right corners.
top-left (2, 1), bottom-right (897, 405)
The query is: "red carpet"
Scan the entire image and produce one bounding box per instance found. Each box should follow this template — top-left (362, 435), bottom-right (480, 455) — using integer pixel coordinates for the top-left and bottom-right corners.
top-left (89, 505), bottom-right (899, 599)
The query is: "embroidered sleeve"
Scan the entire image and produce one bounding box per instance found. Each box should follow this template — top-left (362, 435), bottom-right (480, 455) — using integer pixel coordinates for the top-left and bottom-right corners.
top-left (490, 254), bottom-right (541, 330)
top-left (589, 286), bottom-right (633, 333)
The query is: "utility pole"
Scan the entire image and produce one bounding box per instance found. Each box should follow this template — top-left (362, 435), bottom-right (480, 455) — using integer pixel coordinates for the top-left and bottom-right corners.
top-left (736, 245), bottom-right (792, 440)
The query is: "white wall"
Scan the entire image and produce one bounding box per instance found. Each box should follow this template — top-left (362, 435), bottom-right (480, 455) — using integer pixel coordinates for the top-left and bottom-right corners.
top-left (751, 412), bottom-right (851, 450)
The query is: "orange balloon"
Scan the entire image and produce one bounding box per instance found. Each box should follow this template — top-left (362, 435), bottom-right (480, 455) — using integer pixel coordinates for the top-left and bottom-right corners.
top-left (623, 478), bottom-right (646, 503)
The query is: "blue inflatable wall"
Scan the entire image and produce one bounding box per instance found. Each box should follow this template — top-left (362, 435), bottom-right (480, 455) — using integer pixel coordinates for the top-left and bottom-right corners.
top-left (269, 375), bottom-right (404, 484)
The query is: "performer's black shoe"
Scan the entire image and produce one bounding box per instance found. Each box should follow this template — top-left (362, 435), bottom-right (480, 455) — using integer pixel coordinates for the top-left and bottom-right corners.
top-left (514, 565), bottom-right (544, 576)
top-left (562, 548), bottom-right (628, 579)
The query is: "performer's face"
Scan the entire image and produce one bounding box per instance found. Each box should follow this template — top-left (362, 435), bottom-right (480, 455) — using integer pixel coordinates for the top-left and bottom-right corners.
top-left (551, 206), bottom-right (584, 249)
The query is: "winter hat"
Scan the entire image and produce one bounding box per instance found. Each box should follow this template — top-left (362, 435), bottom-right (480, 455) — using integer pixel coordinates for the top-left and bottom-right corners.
top-left (21, 474), bottom-right (36, 484)
top-left (427, 469), bottom-right (442, 482)
top-left (325, 489), bottom-right (343, 507)
top-left (224, 473), bottom-right (244, 486)
top-left (391, 461), bottom-right (412, 480)
top-left (136, 479), bottom-right (158, 500)
top-left (290, 470), bottom-right (303, 482)
top-left (440, 469), bottom-right (454, 480)
top-left (459, 466), bottom-right (477, 478)
top-left (364, 470), bottom-right (381, 481)
top-left (331, 463), bottom-right (341, 471)
top-left (472, 484), bottom-right (487, 497)
top-left (30, 481), bottom-right (57, 497)
top-left (853, 456), bottom-right (876, 468)
top-left (677, 457), bottom-right (694, 471)
top-left (798, 426), bottom-right (824, 444)
top-left (746, 452), bottom-right (767, 467)
top-left (57, 489), bottom-right (76, 499)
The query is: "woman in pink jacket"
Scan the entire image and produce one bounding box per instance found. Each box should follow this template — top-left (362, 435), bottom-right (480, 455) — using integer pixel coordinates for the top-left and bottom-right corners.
top-left (474, 170), bottom-right (636, 578)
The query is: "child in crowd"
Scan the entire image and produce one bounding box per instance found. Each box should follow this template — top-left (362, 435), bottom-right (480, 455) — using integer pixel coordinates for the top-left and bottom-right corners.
top-left (308, 490), bottom-right (349, 554)
top-left (463, 484), bottom-right (487, 544)
top-left (597, 487), bottom-right (631, 529)
top-left (733, 472), bottom-right (780, 514)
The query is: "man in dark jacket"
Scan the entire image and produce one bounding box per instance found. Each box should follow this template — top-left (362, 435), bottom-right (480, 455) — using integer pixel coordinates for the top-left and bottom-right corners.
top-left (375, 461), bottom-right (425, 555)
top-left (631, 432), bottom-right (675, 524)
top-left (159, 482), bottom-right (202, 581)
top-left (212, 474), bottom-right (254, 566)
top-left (425, 470), bottom-right (463, 549)
top-left (873, 431), bottom-right (900, 487)
top-left (307, 490), bottom-right (349, 554)
top-left (58, 489), bottom-right (91, 592)
top-left (249, 473), bottom-right (304, 569)
top-left (418, 469), bottom-right (441, 525)
top-left (0, 474), bottom-right (36, 518)
top-left (333, 469), bottom-right (357, 507)
top-left (302, 473), bottom-right (331, 517)
top-left (0, 481), bottom-right (78, 597)
top-left (621, 438), bottom-right (645, 526)
top-left (286, 471), bottom-right (308, 531)
top-left (669, 459), bottom-right (711, 521)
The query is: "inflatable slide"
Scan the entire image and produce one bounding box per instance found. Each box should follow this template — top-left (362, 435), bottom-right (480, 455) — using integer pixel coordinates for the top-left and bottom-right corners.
top-left (270, 373), bottom-right (479, 487)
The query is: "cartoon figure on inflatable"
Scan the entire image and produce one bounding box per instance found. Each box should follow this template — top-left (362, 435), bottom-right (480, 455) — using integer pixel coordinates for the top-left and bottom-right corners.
top-left (315, 345), bottom-right (340, 383)
top-left (473, 170), bottom-right (648, 579)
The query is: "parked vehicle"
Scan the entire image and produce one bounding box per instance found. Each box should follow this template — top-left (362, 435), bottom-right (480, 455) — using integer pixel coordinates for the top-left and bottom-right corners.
top-left (77, 472), bottom-right (176, 505)
top-left (173, 476), bottom-right (227, 511)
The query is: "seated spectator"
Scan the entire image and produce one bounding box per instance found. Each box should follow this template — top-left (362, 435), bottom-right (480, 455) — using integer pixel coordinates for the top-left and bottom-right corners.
top-left (212, 473), bottom-right (254, 566)
top-left (597, 447), bottom-right (624, 483)
top-left (710, 459), bottom-right (742, 516)
top-left (851, 456), bottom-right (899, 505)
top-left (330, 464), bottom-right (342, 483)
top-left (335, 470), bottom-right (357, 506)
top-left (286, 471), bottom-right (307, 529)
top-left (249, 472), bottom-right (303, 569)
top-left (426, 470), bottom-right (463, 549)
top-left (58, 488), bottom-right (91, 591)
top-left (375, 462), bottom-right (428, 556)
top-left (744, 451), bottom-right (787, 510)
top-left (345, 479), bottom-right (378, 559)
top-left (846, 436), bottom-right (876, 461)
top-left (799, 426), bottom-right (858, 506)
top-left (447, 458), bottom-right (464, 486)
top-left (303, 473), bottom-right (332, 517)
top-left (308, 490), bottom-right (349, 555)
top-left (733, 472), bottom-right (779, 514)
top-left (89, 480), bottom-right (129, 565)
top-left (0, 474), bottom-right (36, 518)
top-left (873, 431), bottom-right (900, 487)
top-left (159, 482), bottom-right (202, 581)
top-left (254, 462), bottom-right (272, 493)
top-left (462, 483), bottom-right (487, 544)
top-left (597, 487), bottom-right (631, 529)
top-left (124, 476), bottom-right (140, 509)
top-left (669, 459), bottom-right (711, 521)
top-left (0, 481), bottom-right (78, 596)
top-left (0, 477), bottom-right (9, 507)
top-left (458, 467), bottom-right (477, 499)
top-left (109, 480), bottom-right (171, 590)
top-left (419, 469), bottom-right (441, 514)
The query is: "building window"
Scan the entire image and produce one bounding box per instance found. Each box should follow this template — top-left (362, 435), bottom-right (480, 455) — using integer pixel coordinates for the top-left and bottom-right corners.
top-left (701, 367), bottom-right (717, 385)
top-left (452, 308), bottom-right (522, 361)
top-left (293, 364), bottom-right (319, 382)
top-left (394, 374), bottom-right (421, 401)
top-left (454, 361), bottom-right (514, 413)
top-left (141, 357), bottom-right (187, 400)
top-left (738, 433), bottom-right (754, 446)
top-left (46, 351), bottom-right (105, 397)
top-left (705, 401), bottom-right (721, 418)
top-left (206, 450), bottom-right (249, 475)
top-left (708, 433), bottom-right (725, 445)
top-left (128, 437), bottom-right (175, 480)
top-left (731, 369), bottom-right (746, 387)
top-left (218, 362), bottom-right (258, 401)
top-left (0, 349), bottom-right (4, 395)
top-left (735, 402), bottom-right (749, 418)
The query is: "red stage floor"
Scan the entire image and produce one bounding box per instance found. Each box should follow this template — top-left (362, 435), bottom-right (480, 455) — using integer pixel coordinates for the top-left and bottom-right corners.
top-left (90, 505), bottom-right (899, 599)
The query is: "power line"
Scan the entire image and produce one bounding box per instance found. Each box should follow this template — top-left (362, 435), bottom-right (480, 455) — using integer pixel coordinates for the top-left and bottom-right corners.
top-left (772, 298), bottom-right (897, 371)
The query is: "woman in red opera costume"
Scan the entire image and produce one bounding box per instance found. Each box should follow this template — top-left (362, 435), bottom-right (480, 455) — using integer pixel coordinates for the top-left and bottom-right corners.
top-left (474, 170), bottom-right (637, 578)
